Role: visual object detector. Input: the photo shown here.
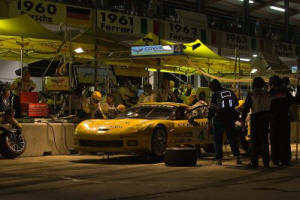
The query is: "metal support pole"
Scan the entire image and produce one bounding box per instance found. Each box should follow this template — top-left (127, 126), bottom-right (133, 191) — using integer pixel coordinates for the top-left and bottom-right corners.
top-left (284, 0), bottom-right (290, 41)
top-left (296, 58), bottom-right (300, 162)
top-left (68, 27), bottom-right (72, 115)
top-left (243, 0), bottom-right (250, 34)
top-left (196, 0), bottom-right (205, 13)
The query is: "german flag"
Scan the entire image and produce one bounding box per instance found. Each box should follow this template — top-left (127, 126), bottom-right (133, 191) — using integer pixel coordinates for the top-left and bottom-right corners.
top-left (66, 6), bottom-right (91, 27)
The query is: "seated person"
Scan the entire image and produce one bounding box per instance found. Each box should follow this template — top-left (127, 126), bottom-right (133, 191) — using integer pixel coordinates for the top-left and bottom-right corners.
top-left (0, 87), bottom-right (11, 112)
top-left (0, 108), bottom-right (22, 130)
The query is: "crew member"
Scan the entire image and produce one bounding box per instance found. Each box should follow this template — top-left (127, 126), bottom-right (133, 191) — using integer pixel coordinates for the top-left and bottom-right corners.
top-left (100, 93), bottom-right (118, 119)
top-left (186, 91), bottom-right (208, 123)
top-left (0, 87), bottom-right (11, 112)
top-left (208, 79), bottom-right (241, 166)
top-left (10, 71), bottom-right (36, 117)
top-left (171, 89), bottom-right (183, 103)
top-left (269, 76), bottom-right (293, 166)
top-left (138, 84), bottom-right (156, 103)
top-left (81, 91), bottom-right (104, 119)
top-left (119, 80), bottom-right (137, 107)
top-left (157, 79), bottom-right (172, 102)
top-left (242, 77), bottom-right (271, 168)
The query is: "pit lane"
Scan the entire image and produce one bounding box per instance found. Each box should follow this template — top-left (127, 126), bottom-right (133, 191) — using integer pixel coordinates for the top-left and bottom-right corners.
top-left (1, 146), bottom-right (300, 200)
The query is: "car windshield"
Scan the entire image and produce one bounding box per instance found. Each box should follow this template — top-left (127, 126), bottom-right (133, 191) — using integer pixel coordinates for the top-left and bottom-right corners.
top-left (116, 105), bottom-right (175, 120)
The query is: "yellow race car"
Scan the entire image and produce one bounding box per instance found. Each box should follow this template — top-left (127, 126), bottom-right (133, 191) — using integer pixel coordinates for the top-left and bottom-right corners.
top-left (74, 102), bottom-right (212, 157)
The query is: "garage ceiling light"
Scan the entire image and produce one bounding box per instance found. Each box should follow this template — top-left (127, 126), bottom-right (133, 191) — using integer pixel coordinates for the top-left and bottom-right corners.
top-left (239, 0), bottom-right (254, 4)
top-left (270, 6), bottom-right (285, 12)
top-left (252, 54), bottom-right (257, 57)
top-left (74, 47), bottom-right (84, 53)
top-left (251, 68), bottom-right (258, 74)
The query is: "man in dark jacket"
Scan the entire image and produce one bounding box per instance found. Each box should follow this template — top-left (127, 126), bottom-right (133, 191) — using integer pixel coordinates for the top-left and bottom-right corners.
top-left (208, 79), bottom-right (241, 165)
top-left (242, 77), bottom-right (271, 168)
top-left (269, 76), bottom-right (294, 166)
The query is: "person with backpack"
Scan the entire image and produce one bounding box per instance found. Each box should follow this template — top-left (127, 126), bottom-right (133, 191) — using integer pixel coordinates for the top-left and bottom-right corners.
top-left (208, 79), bottom-right (241, 165)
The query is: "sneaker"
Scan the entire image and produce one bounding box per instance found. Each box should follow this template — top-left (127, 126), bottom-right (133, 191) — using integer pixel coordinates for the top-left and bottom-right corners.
top-left (216, 159), bottom-right (222, 166)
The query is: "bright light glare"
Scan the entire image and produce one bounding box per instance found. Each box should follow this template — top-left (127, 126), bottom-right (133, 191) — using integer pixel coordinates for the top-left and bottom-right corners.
top-left (162, 45), bottom-right (172, 50)
top-left (251, 68), bottom-right (258, 74)
top-left (239, 0), bottom-right (254, 4)
top-left (252, 54), bottom-right (257, 57)
top-left (270, 6), bottom-right (285, 12)
top-left (228, 57), bottom-right (251, 62)
top-left (74, 47), bottom-right (84, 53)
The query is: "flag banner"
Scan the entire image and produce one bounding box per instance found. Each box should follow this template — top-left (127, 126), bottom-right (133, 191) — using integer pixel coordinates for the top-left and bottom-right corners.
top-left (66, 6), bottom-right (91, 27)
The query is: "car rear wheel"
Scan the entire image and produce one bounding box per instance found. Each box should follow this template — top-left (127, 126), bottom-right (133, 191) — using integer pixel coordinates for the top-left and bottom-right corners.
top-left (0, 131), bottom-right (26, 159)
top-left (151, 127), bottom-right (167, 158)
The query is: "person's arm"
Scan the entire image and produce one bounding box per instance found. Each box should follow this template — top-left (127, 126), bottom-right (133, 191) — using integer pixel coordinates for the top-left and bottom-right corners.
top-left (208, 93), bottom-right (217, 121)
top-left (10, 78), bottom-right (20, 90)
top-left (29, 80), bottom-right (36, 91)
top-left (242, 93), bottom-right (252, 121)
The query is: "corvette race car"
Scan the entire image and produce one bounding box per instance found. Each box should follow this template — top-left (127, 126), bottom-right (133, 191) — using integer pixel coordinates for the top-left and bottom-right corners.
top-left (74, 102), bottom-right (213, 157)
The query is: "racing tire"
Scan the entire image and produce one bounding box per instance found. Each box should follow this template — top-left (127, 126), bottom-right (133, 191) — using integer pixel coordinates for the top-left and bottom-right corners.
top-left (203, 144), bottom-right (215, 153)
top-left (151, 127), bottom-right (167, 158)
top-left (164, 147), bottom-right (197, 166)
top-left (0, 131), bottom-right (26, 159)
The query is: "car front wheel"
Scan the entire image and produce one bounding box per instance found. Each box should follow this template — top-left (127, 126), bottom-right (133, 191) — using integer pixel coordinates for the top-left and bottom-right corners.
top-left (151, 127), bottom-right (167, 158)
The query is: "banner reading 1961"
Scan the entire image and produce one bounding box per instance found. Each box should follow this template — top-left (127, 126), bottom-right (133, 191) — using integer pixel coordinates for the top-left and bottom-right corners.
top-left (97, 10), bottom-right (140, 35)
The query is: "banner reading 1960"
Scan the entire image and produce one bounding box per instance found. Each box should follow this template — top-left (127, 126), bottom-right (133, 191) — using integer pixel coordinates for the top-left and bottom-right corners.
top-left (9, 0), bottom-right (91, 28)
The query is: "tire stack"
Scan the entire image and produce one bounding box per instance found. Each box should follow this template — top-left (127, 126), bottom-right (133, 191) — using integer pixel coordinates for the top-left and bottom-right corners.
top-left (164, 147), bottom-right (197, 166)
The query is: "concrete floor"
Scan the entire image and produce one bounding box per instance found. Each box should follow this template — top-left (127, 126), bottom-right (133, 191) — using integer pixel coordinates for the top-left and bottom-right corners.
top-left (1, 146), bottom-right (300, 200)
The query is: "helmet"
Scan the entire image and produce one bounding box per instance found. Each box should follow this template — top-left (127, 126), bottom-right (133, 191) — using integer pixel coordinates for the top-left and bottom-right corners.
top-left (92, 91), bottom-right (102, 101)
top-left (117, 104), bottom-right (126, 112)
top-left (236, 100), bottom-right (245, 110)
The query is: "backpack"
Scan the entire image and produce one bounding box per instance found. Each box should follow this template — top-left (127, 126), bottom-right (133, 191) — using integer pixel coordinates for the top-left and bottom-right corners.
top-left (216, 90), bottom-right (236, 110)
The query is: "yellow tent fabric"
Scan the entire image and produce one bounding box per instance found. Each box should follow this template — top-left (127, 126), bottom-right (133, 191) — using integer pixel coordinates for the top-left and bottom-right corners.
top-left (0, 15), bottom-right (60, 40)
top-left (111, 32), bottom-right (251, 78)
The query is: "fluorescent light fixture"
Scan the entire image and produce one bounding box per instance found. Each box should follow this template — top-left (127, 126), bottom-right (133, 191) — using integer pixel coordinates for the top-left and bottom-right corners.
top-left (252, 54), bottom-right (257, 57)
top-left (251, 68), bottom-right (258, 74)
top-left (74, 47), bottom-right (84, 53)
top-left (239, 0), bottom-right (254, 4)
top-left (228, 57), bottom-right (251, 62)
top-left (270, 6), bottom-right (285, 12)
top-left (162, 45), bottom-right (172, 50)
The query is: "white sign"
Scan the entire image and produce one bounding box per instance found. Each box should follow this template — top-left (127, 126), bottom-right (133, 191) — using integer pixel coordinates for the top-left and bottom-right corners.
top-left (223, 32), bottom-right (250, 51)
top-left (131, 45), bottom-right (176, 56)
top-left (273, 42), bottom-right (295, 58)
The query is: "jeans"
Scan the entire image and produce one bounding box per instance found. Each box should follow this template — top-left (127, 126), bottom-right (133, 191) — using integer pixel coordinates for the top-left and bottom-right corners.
top-left (213, 117), bottom-right (239, 160)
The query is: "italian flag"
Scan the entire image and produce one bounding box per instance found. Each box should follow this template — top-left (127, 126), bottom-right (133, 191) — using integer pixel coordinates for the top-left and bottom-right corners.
top-left (140, 18), bottom-right (160, 35)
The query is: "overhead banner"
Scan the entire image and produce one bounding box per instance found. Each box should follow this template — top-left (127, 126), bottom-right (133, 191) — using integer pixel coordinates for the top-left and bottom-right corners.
top-left (222, 32), bottom-right (250, 51)
top-left (273, 42), bottom-right (295, 58)
top-left (164, 21), bottom-right (203, 43)
top-left (97, 10), bottom-right (140, 35)
top-left (9, 0), bottom-right (91, 27)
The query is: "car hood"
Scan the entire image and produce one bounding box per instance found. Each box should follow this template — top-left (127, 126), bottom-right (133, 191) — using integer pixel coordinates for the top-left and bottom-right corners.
top-left (75, 118), bottom-right (154, 135)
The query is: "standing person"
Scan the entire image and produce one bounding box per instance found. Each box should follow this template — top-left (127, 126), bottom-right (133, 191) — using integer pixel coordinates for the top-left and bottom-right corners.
top-left (0, 87), bottom-right (11, 112)
top-left (269, 75), bottom-right (293, 166)
top-left (119, 79), bottom-right (137, 107)
top-left (138, 84), bottom-right (156, 103)
top-left (208, 79), bottom-right (241, 165)
top-left (10, 71), bottom-right (36, 117)
top-left (171, 89), bottom-right (183, 103)
top-left (186, 91), bottom-right (209, 122)
top-left (157, 79), bottom-right (172, 102)
top-left (100, 93), bottom-right (119, 119)
top-left (242, 77), bottom-right (271, 168)
top-left (81, 91), bottom-right (103, 119)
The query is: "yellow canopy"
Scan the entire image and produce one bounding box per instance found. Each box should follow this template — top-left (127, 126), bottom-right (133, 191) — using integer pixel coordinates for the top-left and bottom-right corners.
top-left (0, 15), bottom-right (128, 63)
top-left (104, 32), bottom-right (251, 81)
